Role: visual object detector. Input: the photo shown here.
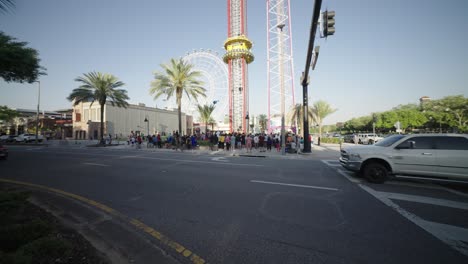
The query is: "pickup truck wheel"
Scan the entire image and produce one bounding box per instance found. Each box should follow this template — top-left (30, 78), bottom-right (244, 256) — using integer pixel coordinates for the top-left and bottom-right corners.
top-left (363, 162), bottom-right (388, 183)
top-left (368, 139), bottom-right (374, 145)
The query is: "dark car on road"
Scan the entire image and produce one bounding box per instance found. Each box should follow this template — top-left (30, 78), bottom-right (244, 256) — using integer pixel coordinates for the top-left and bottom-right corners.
top-left (0, 135), bottom-right (16, 143)
top-left (0, 144), bottom-right (8, 160)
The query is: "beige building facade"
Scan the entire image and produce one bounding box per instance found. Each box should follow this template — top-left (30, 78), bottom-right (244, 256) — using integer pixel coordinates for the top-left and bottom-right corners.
top-left (72, 102), bottom-right (191, 139)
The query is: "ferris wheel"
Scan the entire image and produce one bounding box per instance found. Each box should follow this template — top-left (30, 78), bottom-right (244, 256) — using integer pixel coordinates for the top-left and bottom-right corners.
top-left (172, 49), bottom-right (229, 123)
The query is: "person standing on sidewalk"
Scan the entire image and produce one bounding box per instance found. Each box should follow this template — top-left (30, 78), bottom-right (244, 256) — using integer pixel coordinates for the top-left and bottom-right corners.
top-left (253, 134), bottom-right (259, 150)
top-left (246, 134), bottom-right (253, 153)
top-left (219, 133), bottom-right (225, 151)
top-left (137, 135), bottom-right (142, 149)
top-left (266, 134), bottom-right (272, 152)
top-left (231, 134), bottom-right (236, 151)
top-left (259, 134), bottom-right (265, 152)
top-left (225, 133), bottom-right (231, 151)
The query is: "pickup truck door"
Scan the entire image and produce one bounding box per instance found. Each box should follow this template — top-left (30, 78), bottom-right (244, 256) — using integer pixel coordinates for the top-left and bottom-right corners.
top-left (434, 136), bottom-right (468, 180)
top-left (390, 136), bottom-right (439, 176)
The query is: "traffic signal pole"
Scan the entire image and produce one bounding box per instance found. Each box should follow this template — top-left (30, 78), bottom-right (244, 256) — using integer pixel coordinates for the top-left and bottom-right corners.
top-left (301, 0), bottom-right (322, 153)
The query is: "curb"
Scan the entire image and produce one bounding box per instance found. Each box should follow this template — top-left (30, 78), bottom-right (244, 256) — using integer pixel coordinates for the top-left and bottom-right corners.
top-left (0, 179), bottom-right (205, 264)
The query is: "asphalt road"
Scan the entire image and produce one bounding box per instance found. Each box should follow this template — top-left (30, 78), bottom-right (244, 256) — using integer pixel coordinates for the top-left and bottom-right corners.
top-left (1, 145), bottom-right (467, 264)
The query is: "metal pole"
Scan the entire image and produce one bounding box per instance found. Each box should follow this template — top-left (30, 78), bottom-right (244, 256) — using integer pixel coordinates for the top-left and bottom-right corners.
top-left (301, 0), bottom-right (322, 153)
top-left (35, 81), bottom-right (40, 144)
top-left (278, 24), bottom-right (286, 155)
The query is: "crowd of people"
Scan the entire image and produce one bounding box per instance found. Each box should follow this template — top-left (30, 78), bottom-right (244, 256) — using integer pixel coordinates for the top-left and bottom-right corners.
top-left (126, 130), bottom-right (305, 153)
top-left (127, 130), bottom-right (197, 151)
top-left (207, 131), bottom-right (304, 153)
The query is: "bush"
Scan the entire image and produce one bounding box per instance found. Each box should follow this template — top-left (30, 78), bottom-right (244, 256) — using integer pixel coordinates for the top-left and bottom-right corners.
top-left (15, 236), bottom-right (72, 264)
top-left (197, 140), bottom-right (211, 146)
top-left (319, 137), bottom-right (342, 144)
top-left (0, 220), bottom-right (52, 252)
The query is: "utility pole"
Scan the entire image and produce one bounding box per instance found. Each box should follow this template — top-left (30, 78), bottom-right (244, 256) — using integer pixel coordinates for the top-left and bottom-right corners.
top-left (278, 23), bottom-right (286, 155)
top-left (35, 81), bottom-right (41, 144)
top-left (301, 0), bottom-right (335, 153)
top-left (301, 0), bottom-right (322, 153)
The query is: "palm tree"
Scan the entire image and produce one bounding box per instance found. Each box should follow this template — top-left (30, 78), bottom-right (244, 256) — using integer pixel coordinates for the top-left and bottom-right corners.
top-left (258, 114), bottom-right (268, 133)
top-left (288, 103), bottom-right (316, 136)
top-left (150, 58), bottom-right (206, 135)
top-left (67, 72), bottom-right (129, 144)
top-left (0, 0), bottom-right (14, 13)
top-left (197, 104), bottom-right (216, 135)
top-left (311, 100), bottom-right (337, 138)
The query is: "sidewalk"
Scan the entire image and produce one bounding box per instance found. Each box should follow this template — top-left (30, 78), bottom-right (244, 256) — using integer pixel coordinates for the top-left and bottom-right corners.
top-left (107, 142), bottom-right (341, 160)
top-left (43, 139), bottom-right (342, 160)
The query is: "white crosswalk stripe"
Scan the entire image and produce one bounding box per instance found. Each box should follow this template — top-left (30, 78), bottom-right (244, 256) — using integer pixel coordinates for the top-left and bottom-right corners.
top-left (321, 159), bottom-right (468, 257)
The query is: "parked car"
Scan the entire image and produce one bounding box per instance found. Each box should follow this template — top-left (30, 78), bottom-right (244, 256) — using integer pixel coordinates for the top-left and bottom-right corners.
top-left (15, 134), bottom-right (44, 143)
top-left (339, 134), bottom-right (468, 183)
top-left (343, 134), bottom-right (354, 143)
top-left (0, 135), bottom-right (16, 142)
top-left (0, 144), bottom-right (7, 160)
top-left (355, 133), bottom-right (383, 144)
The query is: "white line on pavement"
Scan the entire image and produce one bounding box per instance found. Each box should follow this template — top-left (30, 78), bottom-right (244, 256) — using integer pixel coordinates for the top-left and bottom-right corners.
top-left (387, 181), bottom-right (468, 198)
top-left (82, 162), bottom-right (109, 167)
top-left (359, 184), bottom-right (468, 257)
top-left (250, 180), bottom-right (339, 191)
top-left (137, 156), bottom-right (262, 167)
top-left (373, 190), bottom-right (468, 211)
top-left (21, 150), bottom-right (263, 167)
top-left (321, 160), bottom-right (342, 167)
top-left (211, 157), bottom-right (228, 162)
top-left (336, 169), bottom-right (363, 183)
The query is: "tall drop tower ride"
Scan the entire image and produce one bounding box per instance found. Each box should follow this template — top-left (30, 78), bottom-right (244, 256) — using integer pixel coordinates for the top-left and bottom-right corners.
top-left (267, 0), bottom-right (295, 132)
top-left (223, 0), bottom-right (254, 132)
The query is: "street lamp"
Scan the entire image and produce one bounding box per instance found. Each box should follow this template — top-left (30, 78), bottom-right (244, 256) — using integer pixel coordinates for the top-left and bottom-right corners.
top-left (35, 81), bottom-right (40, 144)
top-left (245, 112), bottom-right (250, 134)
top-left (144, 116), bottom-right (149, 137)
top-left (277, 23), bottom-right (286, 155)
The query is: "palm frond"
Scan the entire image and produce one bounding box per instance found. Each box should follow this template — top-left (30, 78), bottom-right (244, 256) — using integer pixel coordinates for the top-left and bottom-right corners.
top-left (0, 0), bottom-right (15, 13)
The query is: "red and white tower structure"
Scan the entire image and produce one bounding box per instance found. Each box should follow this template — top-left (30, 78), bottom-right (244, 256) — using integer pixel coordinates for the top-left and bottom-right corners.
top-left (223, 0), bottom-right (254, 132)
top-left (267, 0), bottom-right (295, 132)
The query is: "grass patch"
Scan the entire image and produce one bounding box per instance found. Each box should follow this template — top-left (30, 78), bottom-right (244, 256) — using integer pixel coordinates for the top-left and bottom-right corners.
top-left (0, 189), bottom-right (108, 264)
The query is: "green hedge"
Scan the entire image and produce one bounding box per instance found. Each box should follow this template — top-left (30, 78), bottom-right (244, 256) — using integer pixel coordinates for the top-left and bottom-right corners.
top-left (197, 140), bottom-right (211, 146)
top-left (319, 137), bottom-right (342, 144)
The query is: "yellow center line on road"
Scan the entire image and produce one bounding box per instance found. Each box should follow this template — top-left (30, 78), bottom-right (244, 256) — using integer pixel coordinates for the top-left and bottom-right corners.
top-left (0, 178), bottom-right (207, 264)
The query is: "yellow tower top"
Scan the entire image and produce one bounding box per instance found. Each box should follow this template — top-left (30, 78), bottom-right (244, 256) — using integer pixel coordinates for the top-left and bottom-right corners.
top-left (223, 35), bottom-right (254, 64)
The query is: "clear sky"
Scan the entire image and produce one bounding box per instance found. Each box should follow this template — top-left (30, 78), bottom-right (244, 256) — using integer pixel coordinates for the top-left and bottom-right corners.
top-left (1, 0), bottom-right (467, 125)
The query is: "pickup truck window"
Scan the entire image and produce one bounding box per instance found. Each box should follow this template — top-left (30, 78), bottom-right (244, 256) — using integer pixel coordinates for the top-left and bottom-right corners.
top-left (397, 137), bottom-right (435, 149)
top-left (435, 137), bottom-right (468, 150)
top-left (374, 135), bottom-right (405, 147)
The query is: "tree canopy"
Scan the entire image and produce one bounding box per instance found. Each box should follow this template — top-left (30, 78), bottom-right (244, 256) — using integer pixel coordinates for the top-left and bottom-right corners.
top-left (68, 72), bottom-right (129, 143)
top-left (311, 100), bottom-right (337, 136)
top-left (0, 31), bottom-right (46, 83)
top-left (343, 95), bottom-right (468, 133)
top-left (197, 104), bottom-right (216, 134)
top-left (0, 105), bottom-right (19, 122)
top-left (150, 58), bottom-right (206, 135)
top-left (0, 0), bottom-right (14, 13)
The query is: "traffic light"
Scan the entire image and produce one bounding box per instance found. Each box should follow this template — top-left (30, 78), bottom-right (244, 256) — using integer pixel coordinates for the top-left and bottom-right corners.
top-left (320, 10), bottom-right (335, 37)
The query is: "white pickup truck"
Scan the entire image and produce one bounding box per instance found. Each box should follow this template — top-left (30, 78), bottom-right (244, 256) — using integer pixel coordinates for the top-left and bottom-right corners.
top-left (15, 133), bottom-right (44, 143)
top-left (356, 133), bottom-right (383, 144)
top-left (340, 134), bottom-right (468, 183)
